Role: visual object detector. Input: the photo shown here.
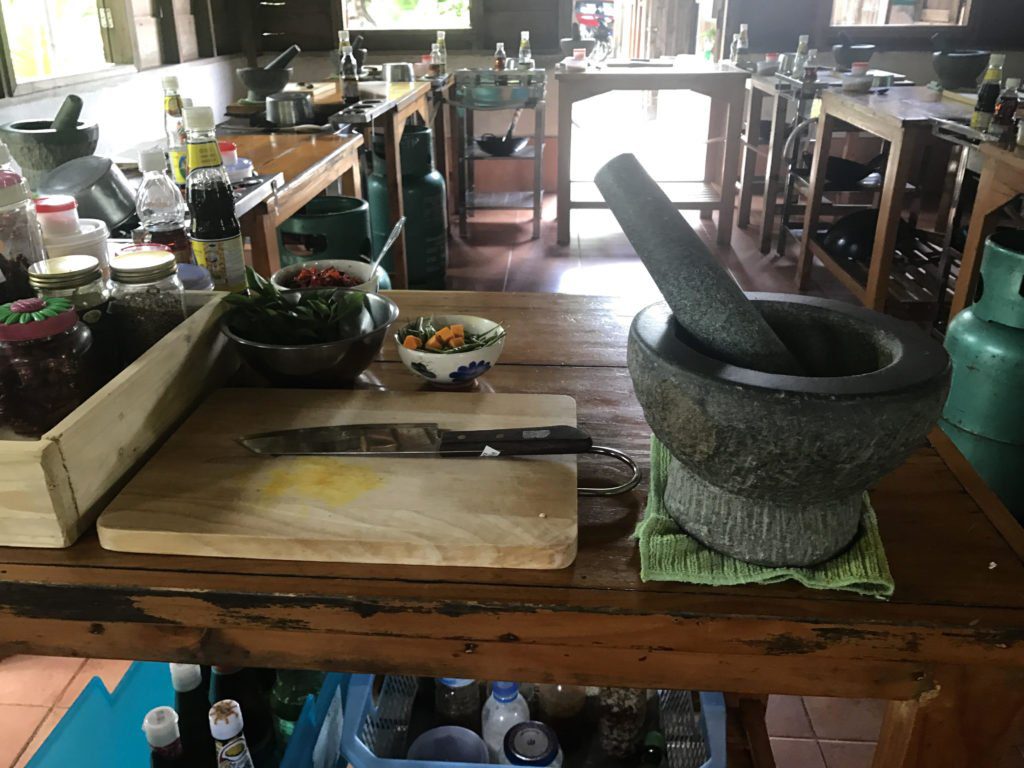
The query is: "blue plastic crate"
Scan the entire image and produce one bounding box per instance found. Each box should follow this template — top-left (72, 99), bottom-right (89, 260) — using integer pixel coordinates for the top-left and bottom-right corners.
top-left (342, 675), bottom-right (725, 768)
top-left (27, 662), bottom-right (350, 768)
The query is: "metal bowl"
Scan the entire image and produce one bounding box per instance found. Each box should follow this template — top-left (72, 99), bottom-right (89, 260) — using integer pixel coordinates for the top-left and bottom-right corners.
top-left (221, 290), bottom-right (399, 387)
top-left (832, 43), bottom-right (875, 69)
top-left (384, 62), bottom-right (414, 83)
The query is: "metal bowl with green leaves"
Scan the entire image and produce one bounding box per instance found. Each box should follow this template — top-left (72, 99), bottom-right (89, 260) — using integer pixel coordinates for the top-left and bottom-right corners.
top-left (221, 267), bottom-right (399, 387)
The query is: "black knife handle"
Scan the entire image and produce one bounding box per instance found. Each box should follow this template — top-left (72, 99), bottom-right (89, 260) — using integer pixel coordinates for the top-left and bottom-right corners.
top-left (438, 425), bottom-right (592, 457)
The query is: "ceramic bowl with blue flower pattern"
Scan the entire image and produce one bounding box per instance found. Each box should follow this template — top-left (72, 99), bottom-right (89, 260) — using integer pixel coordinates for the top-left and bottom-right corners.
top-left (395, 314), bottom-right (505, 387)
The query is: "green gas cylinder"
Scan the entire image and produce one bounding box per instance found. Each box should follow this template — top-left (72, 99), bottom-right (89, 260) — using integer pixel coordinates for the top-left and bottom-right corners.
top-left (368, 125), bottom-right (448, 289)
top-left (941, 229), bottom-right (1024, 520)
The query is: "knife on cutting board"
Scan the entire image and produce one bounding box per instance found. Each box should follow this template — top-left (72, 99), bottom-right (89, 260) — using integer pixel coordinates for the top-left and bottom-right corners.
top-left (237, 423), bottom-right (593, 458)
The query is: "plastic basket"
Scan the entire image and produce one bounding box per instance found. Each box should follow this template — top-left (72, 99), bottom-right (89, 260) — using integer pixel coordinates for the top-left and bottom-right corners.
top-left (342, 675), bottom-right (725, 768)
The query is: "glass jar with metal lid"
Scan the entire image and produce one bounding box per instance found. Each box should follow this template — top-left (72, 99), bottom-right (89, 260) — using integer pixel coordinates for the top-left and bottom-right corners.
top-left (29, 255), bottom-right (121, 382)
top-left (108, 244), bottom-right (186, 365)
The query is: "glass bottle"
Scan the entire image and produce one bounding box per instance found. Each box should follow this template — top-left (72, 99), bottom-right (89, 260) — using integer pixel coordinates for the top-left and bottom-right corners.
top-left (341, 45), bottom-right (360, 104)
top-left (171, 664), bottom-right (216, 768)
top-left (597, 687), bottom-right (647, 759)
top-left (436, 678), bottom-right (482, 732)
top-left (640, 730), bottom-right (666, 767)
top-left (519, 31), bottom-right (533, 69)
top-left (729, 33), bottom-right (741, 64)
top-left (500, 721), bottom-right (563, 767)
top-left (537, 684), bottom-right (586, 752)
top-left (143, 706), bottom-right (189, 768)
top-left (429, 44), bottom-right (443, 78)
top-left (971, 53), bottom-right (1005, 131)
top-left (209, 700), bottom-right (256, 768)
top-left (162, 76), bottom-right (188, 186)
top-left (991, 76), bottom-right (1020, 145)
top-left (270, 669), bottom-right (325, 748)
top-left (137, 147), bottom-right (190, 264)
top-left (28, 255), bottom-right (119, 383)
top-left (0, 297), bottom-right (99, 437)
top-left (792, 34), bottom-right (809, 76)
top-left (801, 49), bottom-right (819, 95)
top-left (494, 42), bottom-right (508, 71)
top-left (736, 23), bottom-right (750, 68)
top-left (211, 667), bottom-right (276, 763)
top-left (183, 106), bottom-right (245, 290)
top-left (0, 169), bottom-right (46, 304)
top-left (107, 245), bottom-right (186, 365)
top-left (436, 31), bottom-right (448, 74)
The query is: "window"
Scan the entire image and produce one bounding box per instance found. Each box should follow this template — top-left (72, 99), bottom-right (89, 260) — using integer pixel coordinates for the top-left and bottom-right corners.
top-left (342, 0), bottom-right (471, 31)
top-left (0, 0), bottom-right (112, 84)
top-left (831, 0), bottom-right (972, 26)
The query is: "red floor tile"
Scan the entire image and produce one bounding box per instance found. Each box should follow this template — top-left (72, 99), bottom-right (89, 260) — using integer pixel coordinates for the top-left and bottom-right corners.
top-left (0, 656), bottom-right (84, 707)
top-left (771, 737), bottom-right (827, 768)
top-left (803, 697), bottom-right (886, 742)
top-left (0, 704), bottom-right (48, 768)
top-left (818, 739), bottom-right (877, 768)
top-left (766, 695), bottom-right (815, 739)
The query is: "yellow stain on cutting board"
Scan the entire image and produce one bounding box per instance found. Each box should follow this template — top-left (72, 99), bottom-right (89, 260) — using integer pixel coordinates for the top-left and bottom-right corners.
top-left (259, 457), bottom-right (382, 508)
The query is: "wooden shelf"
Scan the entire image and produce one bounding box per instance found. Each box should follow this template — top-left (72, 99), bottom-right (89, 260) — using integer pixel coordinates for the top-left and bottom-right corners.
top-left (570, 180), bottom-right (722, 210)
top-left (468, 140), bottom-right (539, 161)
top-left (466, 190), bottom-right (536, 210)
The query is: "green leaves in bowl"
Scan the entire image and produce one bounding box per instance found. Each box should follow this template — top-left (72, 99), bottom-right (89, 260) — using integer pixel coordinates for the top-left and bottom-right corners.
top-left (224, 266), bottom-right (369, 346)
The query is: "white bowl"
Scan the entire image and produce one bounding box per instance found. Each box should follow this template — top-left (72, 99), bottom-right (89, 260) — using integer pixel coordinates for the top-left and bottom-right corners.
top-left (395, 314), bottom-right (505, 387)
top-left (271, 259), bottom-right (379, 293)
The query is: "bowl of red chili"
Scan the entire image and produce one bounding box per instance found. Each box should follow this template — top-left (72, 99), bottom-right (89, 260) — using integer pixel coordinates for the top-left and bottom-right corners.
top-left (271, 259), bottom-right (379, 294)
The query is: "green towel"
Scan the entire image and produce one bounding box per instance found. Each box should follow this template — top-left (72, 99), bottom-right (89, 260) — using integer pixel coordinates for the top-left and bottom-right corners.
top-left (635, 437), bottom-right (895, 598)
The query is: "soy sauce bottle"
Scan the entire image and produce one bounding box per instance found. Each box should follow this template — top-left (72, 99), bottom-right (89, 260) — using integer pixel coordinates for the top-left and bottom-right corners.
top-left (182, 106), bottom-right (244, 290)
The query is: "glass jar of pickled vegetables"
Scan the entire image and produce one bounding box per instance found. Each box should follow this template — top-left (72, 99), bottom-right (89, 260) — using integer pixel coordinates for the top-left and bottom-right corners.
top-left (0, 296), bottom-right (99, 437)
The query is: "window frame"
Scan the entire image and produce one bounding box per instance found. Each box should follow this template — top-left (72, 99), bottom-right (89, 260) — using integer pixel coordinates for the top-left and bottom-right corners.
top-left (822, 0), bottom-right (979, 49)
top-left (340, 0), bottom-right (484, 51)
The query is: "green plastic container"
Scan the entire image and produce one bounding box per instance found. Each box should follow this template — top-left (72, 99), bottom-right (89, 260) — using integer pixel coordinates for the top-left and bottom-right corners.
top-left (368, 125), bottom-right (448, 290)
top-left (276, 196), bottom-right (391, 289)
top-left (941, 229), bottom-right (1024, 520)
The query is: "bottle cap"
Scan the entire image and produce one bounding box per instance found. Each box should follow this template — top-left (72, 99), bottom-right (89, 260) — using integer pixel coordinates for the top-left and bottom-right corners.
top-left (110, 245), bottom-right (177, 284)
top-left (504, 722), bottom-right (559, 767)
top-left (644, 730), bottom-right (666, 750)
top-left (0, 169), bottom-right (30, 209)
top-left (339, 29), bottom-right (350, 42)
top-left (437, 30), bottom-right (446, 40)
top-left (143, 706), bottom-right (181, 748)
top-left (521, 30), bottom-right (530, 39)
top-left (1006, 78), bottom-right (1021, 90)
top-left (0, 297), bottom-right (78, 342)
top-left (138, 147), bottom-right (168, 173)
top-left (162, 76), bottom-right (179, 91)
top-left (170, 663), bottom-right (204, 692)
top-left (34, 195), bottom-right (77, 214)
top-left (990, 53), bottom-right (1006, 66)
top-left (491, 681), bottom-right (519, 702)
top-left (209, 699), bottom-right (245, 741)
top-left (439, 678), bottom-right (475, 687)
top-left (343, 45), bottom-right (353, 54)
top-left (183, 105), bottom-right (215, 132)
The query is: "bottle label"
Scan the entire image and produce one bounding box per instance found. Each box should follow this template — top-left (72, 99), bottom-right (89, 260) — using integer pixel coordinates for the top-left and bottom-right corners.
top-left (169, 147), bottom-right (188, 185)
top-left (187, 140), bottom-right (223, 172)
top-left (191, 234), bottom-right (245, 290)
top-left (215, 735), bottom-right (255, 768)
top-left (344, 78), bottom-right (360, 101)
top-left (164, 94), bottom-right (182, 117)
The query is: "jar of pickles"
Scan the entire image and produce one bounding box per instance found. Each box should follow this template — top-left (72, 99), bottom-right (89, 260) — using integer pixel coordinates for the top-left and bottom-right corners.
top-left (28, 255), bottom-right (121, 383)
top-left (0, 296), bottom-right (100, 437)
top-left (108, 245), bottom-right (186, 365)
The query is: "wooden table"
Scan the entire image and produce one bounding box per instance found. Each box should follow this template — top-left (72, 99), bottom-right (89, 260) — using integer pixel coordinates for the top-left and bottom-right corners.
top-left (948, 142), bottom-right (1024, 319)
top-left (3, 291), bottom-right (1024, 767)
top-left (738, 74), bottom-right (789, 253)
top-left (555, 58), bottom-right (749, 247)
top-left (796, 88), bottom-right (970, 311)
top-left (229, 132), bottom-right (363, 278)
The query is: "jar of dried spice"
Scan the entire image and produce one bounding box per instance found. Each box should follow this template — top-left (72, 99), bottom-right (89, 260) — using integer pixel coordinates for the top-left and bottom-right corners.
top-left (108, 245), bottom-right (186, 365)
top-left (0, 169), bottom-right (47, 305)
top-left (29, 255), bottom-right (121, 383)
top-left (0, 296), bottom-right (100, 437)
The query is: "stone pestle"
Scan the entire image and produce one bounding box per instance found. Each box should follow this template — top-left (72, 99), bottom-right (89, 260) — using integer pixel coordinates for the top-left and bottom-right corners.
top-left (595, 153), bottom-right (803, 375)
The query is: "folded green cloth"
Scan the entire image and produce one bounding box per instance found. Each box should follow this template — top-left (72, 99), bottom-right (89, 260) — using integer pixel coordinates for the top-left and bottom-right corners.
top-left (635, 437), bottom-right (895, 598)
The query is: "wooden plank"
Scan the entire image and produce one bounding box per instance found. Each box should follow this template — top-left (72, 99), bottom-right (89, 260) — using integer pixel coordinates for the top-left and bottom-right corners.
top-left (98, 391), bottom-right (578, 569)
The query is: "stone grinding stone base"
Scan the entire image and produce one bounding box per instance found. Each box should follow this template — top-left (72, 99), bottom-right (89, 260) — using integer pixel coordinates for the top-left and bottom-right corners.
top-left (663, 457), bottom-right (863, 567)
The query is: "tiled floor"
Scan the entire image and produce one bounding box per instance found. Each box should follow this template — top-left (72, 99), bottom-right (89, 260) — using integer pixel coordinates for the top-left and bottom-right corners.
top-left (0, 187), bottom-right (1017, 768)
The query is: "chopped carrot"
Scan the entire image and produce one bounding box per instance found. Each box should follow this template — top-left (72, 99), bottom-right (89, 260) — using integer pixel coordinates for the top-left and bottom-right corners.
top-left (449, 323), bottom-right (464, 337)
top-left (403, 335), bottom-right (422, 350)
top-left (425, 335), bottom-right (443, 350)
top-left (450, 336), bottom-right (465, 349)
top-left (437, 325), bottom-right (454, 343)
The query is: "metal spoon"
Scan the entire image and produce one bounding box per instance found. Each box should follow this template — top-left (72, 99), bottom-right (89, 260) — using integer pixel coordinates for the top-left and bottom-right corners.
top-left (368, 216), bottom-right (405, 280)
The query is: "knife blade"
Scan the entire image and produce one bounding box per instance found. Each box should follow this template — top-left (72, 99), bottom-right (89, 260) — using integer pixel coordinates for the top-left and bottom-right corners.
top-left (238, 423), bottom-right (593, 458)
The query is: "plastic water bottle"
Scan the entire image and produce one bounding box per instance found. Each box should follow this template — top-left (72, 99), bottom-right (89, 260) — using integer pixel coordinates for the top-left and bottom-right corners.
top-left (482, 681), bottom-right (530, 761)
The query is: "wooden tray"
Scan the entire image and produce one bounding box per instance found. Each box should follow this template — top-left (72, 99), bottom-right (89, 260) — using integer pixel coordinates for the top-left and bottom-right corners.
top-left (97, 389), bottom-right (579, 569)
top-left (0, 294), bottom-right (233, 548)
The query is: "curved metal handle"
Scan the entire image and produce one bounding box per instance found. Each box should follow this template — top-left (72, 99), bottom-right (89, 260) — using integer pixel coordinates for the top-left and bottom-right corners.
top-left (578, 446), bottom-right (642, 497)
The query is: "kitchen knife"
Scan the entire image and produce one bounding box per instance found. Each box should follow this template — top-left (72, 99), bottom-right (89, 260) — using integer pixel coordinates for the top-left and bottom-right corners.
top-left (237, 423), bottom-right (593, 458)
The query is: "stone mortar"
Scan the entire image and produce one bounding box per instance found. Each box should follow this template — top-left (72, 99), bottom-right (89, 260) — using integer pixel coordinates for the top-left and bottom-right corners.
top-left (0, 120), bottom-right (99, 191)
top-left (629, 293), bottom-right (951, 567)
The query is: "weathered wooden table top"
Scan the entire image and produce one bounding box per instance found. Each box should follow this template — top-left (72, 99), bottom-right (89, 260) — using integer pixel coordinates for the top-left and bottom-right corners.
top-left (1, 291), bottom-right (1022, 702)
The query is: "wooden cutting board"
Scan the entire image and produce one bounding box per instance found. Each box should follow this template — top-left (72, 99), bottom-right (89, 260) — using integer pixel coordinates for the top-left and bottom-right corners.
top-left (97, 389), bottom-right (578, 569)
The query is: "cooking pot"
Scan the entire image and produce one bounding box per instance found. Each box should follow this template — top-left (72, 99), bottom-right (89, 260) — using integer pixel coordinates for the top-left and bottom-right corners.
top-left (384, 62), bottom-right (414, 83)
top-left (38, 155), bottom-right (135, 230)
top-left (266, 91), bottom-right (315, 127)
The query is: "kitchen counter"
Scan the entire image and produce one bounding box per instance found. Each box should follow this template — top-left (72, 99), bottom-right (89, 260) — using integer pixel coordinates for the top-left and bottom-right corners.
top-left (1, 290), bottom-right (1023, 767)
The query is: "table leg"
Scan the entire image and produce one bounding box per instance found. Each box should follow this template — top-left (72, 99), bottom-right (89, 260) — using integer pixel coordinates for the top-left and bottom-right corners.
top-left (557, 89), bottom-right (574, 245)
top-left (244, 208), bottom-right (282, 278)
top-left (864, 129), bottom-right (918, 311)
top-left (872, 668), bottom-right (1024, 768)
top-left (948, 159), bottom-right (1015, 320)
top-left (384, 114), bottom-right (409, 289)
top-left (759, 91), bottom-right (787, 255)
top-left (703, 97), bottom-right (727, 221)
top-left (532, 100), bottom-right (545, 240)
top-left (737, 85), bottom-right (763, 230)
top-left (341, 163), bottom-right (362, 199)
top-left (715, 92), bottom-right (744, 246)
top-left (796, 113), bottom-right (837, 291)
